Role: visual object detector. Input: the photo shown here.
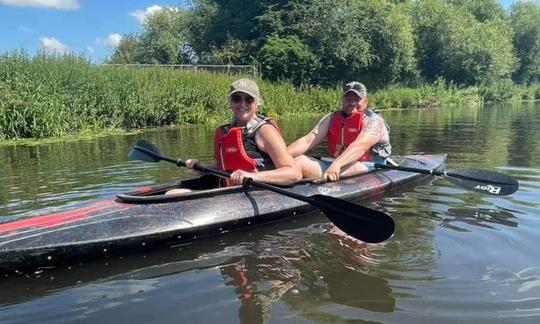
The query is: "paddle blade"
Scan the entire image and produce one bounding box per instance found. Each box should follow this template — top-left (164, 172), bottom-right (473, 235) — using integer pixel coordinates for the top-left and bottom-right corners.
top-left (446, 169), bottom-right (519, 196)
top-left (311, 195), bottom-right (395, 243)
top-left (128, 139), bottom-right (163, 163)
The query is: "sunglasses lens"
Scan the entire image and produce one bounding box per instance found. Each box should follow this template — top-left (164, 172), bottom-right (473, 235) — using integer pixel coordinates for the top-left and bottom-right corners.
top-left (231, 94), bottom-right (255, 104)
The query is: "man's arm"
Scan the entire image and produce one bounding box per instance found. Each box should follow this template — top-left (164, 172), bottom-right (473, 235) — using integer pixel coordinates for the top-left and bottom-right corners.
top-left (323, 116), bottom-right (385, 180)
top-left (287, 114), bottom-right (331, 157)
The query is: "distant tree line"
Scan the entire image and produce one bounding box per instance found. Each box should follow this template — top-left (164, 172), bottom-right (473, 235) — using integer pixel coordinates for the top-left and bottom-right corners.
top-left (109, 0), bottom-right (540, 87)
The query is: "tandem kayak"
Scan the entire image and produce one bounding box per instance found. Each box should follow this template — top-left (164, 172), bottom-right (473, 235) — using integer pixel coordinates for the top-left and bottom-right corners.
top-left (0, 153), bottom-right (447, 269)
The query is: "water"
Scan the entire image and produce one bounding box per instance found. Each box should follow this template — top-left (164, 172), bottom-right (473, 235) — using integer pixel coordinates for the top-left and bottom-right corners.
top-left (1, 102), bottom-right (539, 323)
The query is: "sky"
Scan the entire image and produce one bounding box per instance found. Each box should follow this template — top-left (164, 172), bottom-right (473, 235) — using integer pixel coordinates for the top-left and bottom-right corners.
top-left (0, 0), bottom-right (519, 63)
top-left (0, 0), bottom-right (188, 63)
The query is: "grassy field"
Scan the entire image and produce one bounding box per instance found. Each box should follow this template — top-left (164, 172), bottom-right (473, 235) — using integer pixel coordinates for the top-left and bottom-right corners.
top-left (1, 51), bottom-right (539, 141)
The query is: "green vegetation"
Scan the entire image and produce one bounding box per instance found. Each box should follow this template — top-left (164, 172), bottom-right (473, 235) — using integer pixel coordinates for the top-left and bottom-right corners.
top-left (3, 0), bottom-right (540, 141)
top-left (4, 51), bottom-right (518, 141)
top-left (110, 0), bottom-right (540, 88)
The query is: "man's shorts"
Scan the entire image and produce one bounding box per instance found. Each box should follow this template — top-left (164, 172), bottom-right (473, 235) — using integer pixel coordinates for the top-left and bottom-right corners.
top-left (318, 156), bottom-right (387, 172)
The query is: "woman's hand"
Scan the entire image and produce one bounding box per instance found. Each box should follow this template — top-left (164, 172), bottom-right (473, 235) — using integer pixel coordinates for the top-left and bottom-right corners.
top-left (230, 169), bottom-right (257, 185)
top-left (185, 159), bottom-right (199, 170)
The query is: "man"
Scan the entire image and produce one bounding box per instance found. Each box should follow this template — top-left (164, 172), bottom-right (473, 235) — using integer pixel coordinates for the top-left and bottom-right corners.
top-left (287, 81), bottom-right (391, 181)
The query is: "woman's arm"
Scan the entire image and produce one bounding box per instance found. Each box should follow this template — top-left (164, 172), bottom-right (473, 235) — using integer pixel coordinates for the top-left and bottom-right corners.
top-left (230, 124), bottom-right (302, 185)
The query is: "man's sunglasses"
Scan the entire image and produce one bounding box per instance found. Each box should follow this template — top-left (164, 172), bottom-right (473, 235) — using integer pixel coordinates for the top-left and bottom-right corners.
top-left (230, 94), bottom-right (256, 104)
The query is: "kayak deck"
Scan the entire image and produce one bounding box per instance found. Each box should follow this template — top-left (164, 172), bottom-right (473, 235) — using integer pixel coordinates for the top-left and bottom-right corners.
top-left (0, 153), bottom-right (446, 269)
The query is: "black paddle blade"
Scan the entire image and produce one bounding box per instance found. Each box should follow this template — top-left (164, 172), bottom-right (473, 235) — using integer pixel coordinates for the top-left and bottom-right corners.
top-left (446, 169), bottom-right (519, 196)
top-left (128, 139), bottom-right (163, 163)
top-left (311, 194), bottom-right (395, 243)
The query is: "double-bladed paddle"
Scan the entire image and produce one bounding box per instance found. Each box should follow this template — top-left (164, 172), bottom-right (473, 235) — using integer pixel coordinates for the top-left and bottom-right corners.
top-left (128, 139), bottom-right (395, 243)
top-left (373, 163), bottom-right (519, 196)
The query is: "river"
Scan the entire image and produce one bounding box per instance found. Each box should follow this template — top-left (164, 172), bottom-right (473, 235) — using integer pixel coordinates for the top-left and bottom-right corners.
top-left (0, 102), bottom-right (539, 323)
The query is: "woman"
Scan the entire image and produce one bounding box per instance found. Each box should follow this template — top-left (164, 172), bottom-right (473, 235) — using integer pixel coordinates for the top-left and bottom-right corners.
top-left (167, 79), bottom-right (301, 194)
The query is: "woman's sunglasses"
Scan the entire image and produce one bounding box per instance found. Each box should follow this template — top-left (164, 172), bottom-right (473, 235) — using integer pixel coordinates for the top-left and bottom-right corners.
top-left (230, 94), bottom-right (255, 104)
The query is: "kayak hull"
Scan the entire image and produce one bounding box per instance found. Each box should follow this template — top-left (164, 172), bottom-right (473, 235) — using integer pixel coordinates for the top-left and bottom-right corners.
top-left (0, 154), bottom-right (446, 269)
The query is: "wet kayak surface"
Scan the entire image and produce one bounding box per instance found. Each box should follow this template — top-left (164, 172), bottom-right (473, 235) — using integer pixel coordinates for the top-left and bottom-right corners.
top-left (1, 103), bottom-right (539, 323)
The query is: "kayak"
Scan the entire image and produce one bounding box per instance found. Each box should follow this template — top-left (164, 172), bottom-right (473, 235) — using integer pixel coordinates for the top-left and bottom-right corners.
top-left (0, 153), bottom-right (447, 269)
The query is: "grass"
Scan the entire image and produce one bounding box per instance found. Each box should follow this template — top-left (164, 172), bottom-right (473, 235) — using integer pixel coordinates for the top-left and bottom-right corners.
top-left (0, 51), bottom-right (534, 141)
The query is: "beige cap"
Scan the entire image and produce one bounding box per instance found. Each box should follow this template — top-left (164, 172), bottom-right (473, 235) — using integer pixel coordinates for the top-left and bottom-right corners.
top-left (229, 79), bottom-right (261, 100)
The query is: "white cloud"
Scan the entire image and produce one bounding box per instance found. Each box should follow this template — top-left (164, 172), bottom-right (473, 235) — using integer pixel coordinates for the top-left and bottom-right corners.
top-left (19, 26), bottom-right (32, 32)
top-left (0, 0), bottom-right (79, 10)
top-left (105, 33), bottom-right (121, 47)
top-left (129, 5), bottom-right (163, 24)
top-left (39, 37), bottom-right (69, 53)
top-left (95, 33), bottom-right (122, 48)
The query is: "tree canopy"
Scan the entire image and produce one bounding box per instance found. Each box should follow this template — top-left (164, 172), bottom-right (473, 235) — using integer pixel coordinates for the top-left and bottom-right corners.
top-left (109, 0), bottom-right (540, 87)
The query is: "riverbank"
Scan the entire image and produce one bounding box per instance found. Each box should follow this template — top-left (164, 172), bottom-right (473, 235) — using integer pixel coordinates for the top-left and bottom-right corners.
top-left (1, 52), bottom-right (539, 142)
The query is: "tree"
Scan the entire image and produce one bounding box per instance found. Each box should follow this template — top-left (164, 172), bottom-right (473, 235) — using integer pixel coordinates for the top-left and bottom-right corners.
top-left (137, 7), bottom-right (190, 64)
top-left (511, 1), bottom-right (540, 84)
top-left (255, 0), bottom-right (418, 86)
top-left (187, 0), bottom-right (266, 63)
top-left (258, 34), bottom-right (320, 86)
top-left (450, 0), bottom-right (507, 22)
top-left (109, 7), bottom-right (192, 65)
top-left (109, 33), bottom-right (139, 64)
top-left (413, 0), bottom-right (515, 85)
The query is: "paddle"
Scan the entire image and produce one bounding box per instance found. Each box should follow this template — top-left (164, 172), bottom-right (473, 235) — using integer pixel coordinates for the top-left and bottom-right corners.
top-left (373, 163), bottom-right (519, 196)
top-left (128, 139), bottom-right (395, 243)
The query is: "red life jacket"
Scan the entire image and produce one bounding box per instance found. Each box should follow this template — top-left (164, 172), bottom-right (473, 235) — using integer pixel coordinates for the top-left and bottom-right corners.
top-left (214, 116), bottom-right (278, 186)
top-left (327, 111), bottom-right (372, 162)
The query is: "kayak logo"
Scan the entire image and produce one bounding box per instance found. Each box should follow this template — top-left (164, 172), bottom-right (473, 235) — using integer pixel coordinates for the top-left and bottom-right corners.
top-left (225, 147), bottom-right (238, 153)
top-left (318, 187), bottom-right (341, 195)
top-left (347, 127), bottom-right (358, 133)
top-left (474, 184), bottom-right (501, 195)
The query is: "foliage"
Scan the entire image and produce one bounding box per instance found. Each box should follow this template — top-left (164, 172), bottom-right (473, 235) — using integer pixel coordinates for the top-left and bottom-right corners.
top-left (109, 7), bottom-right (191, 64)
top-left (254, 0), bottom-right (418, 86)
top-left (412, 0), bottom-right (515, 85)
top-left (450, 0), bottom-right (507, 22)
top-left (258, 35), bottom-right (319, 86)
top-left (0, 52), bottom-right (503, 141)
top-left (510, 1), bottom-right (540, 84)
top-left (107, 0), bottom-right (540, 89)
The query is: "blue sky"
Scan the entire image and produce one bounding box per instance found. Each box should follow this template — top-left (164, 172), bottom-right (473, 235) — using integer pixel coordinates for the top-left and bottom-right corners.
top-left (0, 0), bottom-right (188, 62)
top-left (0, 0), bottom-right (518, 63)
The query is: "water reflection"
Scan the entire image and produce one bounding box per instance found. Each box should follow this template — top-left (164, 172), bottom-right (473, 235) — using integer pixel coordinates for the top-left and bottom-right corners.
top-left (0, 217), bottom-right (396, 323)
top-left (443, 207), bottom-right (518, 230)
top-left (1, 102), bottom-right (540, 323)
top-left (211, 224), bottom-right (396, 323)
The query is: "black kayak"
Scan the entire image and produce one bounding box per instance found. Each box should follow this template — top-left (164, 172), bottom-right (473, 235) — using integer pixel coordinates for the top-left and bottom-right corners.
top-left (0, 153), bottom-right (447, 269)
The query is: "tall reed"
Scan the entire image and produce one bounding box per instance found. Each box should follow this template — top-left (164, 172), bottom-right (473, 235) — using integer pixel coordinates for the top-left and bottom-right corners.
top-left (0, 51), bottom-right (515, 141)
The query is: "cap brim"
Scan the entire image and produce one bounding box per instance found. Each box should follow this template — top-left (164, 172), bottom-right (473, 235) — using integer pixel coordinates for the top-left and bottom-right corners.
top-left (344, 89), bottom-right (365, 97)
top-left (229, 89), bottom-right (261, 100)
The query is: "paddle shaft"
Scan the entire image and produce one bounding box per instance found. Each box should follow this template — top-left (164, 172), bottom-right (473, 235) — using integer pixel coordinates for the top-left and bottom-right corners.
top-left (374, 163), bottom-right (442, 176)
top-left (374, 163), bottom-right (511, 184)
top-left (192, 163), bottom-right (322, 207)
top-left (133, 144), bottom-right (312, 201)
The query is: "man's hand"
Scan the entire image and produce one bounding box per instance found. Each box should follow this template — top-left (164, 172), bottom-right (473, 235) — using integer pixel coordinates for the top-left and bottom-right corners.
top-left (323, 162), bottom-right (342, 181)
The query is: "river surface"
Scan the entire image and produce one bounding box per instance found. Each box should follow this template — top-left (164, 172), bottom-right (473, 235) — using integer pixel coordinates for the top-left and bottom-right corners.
top-left (0, 102), bottom-right (539, 323)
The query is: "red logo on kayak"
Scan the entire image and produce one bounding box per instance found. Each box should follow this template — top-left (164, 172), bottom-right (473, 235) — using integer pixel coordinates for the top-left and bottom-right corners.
top-left (225, 147), bottom-right (238, 153)
top-left (347, 127), bottom-right (359, 132)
